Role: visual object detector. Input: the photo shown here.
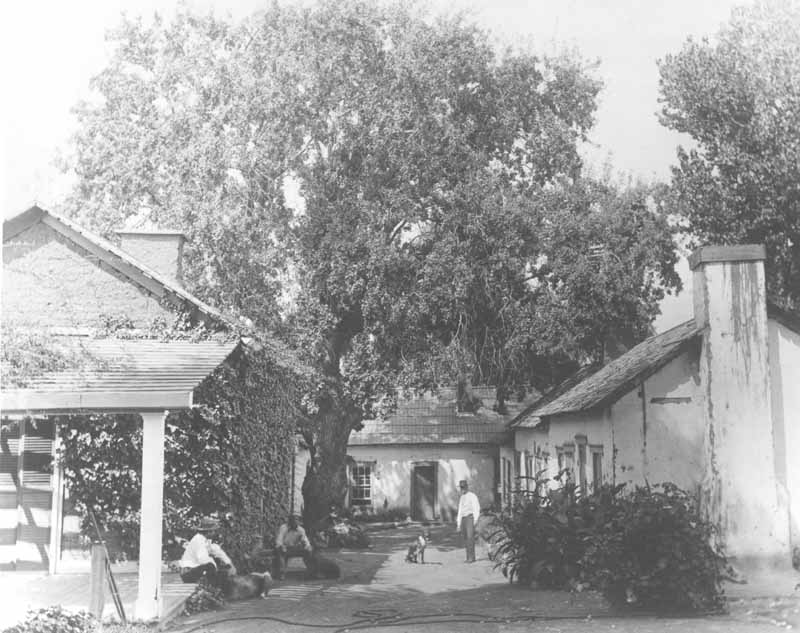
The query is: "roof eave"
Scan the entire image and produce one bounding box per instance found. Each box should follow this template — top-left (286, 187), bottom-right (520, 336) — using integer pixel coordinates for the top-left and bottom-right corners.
top-left (537, 333), bottom-right (703, 419)
top-left (1, 389), bottom-right (195, 415)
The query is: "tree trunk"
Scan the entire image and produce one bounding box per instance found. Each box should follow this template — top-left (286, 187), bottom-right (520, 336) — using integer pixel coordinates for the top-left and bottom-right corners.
top-left (300, 408), bottom-right (354, 532)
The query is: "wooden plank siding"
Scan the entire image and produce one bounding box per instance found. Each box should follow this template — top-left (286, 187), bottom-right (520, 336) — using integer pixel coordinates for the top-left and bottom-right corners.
top-left (0, 419), bottom-right (55, 571)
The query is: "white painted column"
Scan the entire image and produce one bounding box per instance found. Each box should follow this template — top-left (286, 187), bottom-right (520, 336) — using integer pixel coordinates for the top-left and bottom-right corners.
top-left (49, 424), bottom-right (64, 575)
top-left (135, 411), bottom-right (167, 622)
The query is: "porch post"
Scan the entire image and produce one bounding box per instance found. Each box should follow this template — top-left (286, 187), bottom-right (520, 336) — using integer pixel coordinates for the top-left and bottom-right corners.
top-left (135, 411), bottom-right (167, 622)
top-left (48, 424), bottom-right (64, 575)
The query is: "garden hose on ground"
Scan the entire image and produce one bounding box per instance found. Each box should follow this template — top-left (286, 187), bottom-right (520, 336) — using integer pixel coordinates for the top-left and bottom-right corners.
top-left (178, 605), bottom-right (724, 633)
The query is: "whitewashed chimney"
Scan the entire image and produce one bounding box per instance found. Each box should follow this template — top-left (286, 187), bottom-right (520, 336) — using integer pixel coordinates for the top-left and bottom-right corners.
top-left (116, 229), bottom-right (186, 284)
top-left (690, 244), bottom-right (791, 566)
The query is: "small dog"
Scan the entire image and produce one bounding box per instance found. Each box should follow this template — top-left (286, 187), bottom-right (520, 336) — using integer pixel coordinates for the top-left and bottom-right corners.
top-left (220, 572), bottom-right (273, 601)
top-left (405, 530), bottom-right (430, 564)
top-left (308, 550), bottom-right (341, 579)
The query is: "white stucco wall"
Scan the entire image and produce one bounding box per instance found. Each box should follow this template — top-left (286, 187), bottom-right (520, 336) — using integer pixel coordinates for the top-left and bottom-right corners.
top-left (532, 352), bottom-right (705, 493)
top-left (642, 350), bottom-right (705, 491)
top-left (346, 444), bottom-right (496, 522)
top-left (608, 388), bottom-right (642, 487)
top-left (769, 319), bottom-right (800, 550)
top-left (513, 426), bottom-right (550, 486)
top-left (291, 445), bottom-right (311, 515)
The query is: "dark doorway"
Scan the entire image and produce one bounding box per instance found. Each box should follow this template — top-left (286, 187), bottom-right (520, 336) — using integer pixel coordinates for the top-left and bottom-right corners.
top-left (411, 464), bottom-right (436, 521)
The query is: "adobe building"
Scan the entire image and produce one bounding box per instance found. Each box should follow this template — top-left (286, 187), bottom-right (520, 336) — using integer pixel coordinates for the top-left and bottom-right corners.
top-left (511, 245), bottom-right (798, 570)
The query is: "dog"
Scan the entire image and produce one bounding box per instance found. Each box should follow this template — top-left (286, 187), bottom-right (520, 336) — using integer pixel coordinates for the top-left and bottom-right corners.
top-left (220, 571), bottom-right (273, 601)
top-left (405, 530), bottom-right (430, 564)
top-left (308, 549), bottom-right (341, 579)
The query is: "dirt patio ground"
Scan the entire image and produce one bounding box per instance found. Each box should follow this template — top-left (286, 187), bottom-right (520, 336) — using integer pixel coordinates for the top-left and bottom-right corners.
top-left (168, 524), bottom-right (800, 633)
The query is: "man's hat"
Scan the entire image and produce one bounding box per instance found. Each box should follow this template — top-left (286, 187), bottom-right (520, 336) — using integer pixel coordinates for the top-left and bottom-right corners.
top-left (194, 516), bottom-right (220, 532)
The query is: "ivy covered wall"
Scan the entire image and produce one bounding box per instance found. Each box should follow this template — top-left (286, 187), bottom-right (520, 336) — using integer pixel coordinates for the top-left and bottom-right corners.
top-left (56, 342), bottom-right (304, 568)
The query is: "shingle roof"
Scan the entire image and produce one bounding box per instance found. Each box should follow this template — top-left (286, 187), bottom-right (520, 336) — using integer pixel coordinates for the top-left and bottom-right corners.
top-left (511, 320), bottom-right (702, 424)
top-left (510, 363), bottom-right (602, 429)
top-left (2, 338), bottom-right (240, 413)
top-left (348, 386), bottom-right (538, 446)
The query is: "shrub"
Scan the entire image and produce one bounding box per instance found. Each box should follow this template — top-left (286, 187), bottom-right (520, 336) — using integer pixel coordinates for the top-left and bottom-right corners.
top-left (492, 479), bottom-right (726, 613)
top-left (2, 607), bottom-right (97, 633)
top-left (491, 474), bottom-right (590, 587)
top-left (352, 507), bottom-right (410, 523)
top-left (580, 483), bottom-right (725, 613)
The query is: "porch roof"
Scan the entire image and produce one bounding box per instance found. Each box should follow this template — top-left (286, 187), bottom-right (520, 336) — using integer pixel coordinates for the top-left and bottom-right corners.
top-left (1, 338), bottom-right (239, 414)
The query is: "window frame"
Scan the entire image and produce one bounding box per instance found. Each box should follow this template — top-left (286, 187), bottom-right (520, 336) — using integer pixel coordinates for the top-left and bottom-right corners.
top-left (590, 445), bottom-right (604, 491)
top-left (349, 461), bottom-right (374, 508)
top-left (556, 443), bottom-right (576, 483)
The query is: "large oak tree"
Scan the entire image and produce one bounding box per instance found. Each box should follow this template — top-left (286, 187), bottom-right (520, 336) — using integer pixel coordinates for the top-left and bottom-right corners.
top-left (65, 0), bottom-right (679, 524)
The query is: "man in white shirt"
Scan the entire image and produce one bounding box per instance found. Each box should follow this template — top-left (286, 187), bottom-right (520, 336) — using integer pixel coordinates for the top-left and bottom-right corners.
top-left (179, 516), bottom-right (236, 584)
top-left (274, 515), bottom-right (314, 580)
top-left (456, 479), bottom-right (481, 563)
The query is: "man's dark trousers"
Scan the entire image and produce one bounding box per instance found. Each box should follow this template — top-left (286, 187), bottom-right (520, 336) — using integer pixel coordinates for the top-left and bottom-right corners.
top-left (460, 514), bottom-right (476, 562)
top-left (274, 546), bottom-right (314, 578)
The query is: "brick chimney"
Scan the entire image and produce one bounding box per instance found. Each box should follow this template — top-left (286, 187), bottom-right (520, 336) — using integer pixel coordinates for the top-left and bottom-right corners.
top-left (116, 229), bottom-right (186, 284)
top-left (690, 244), bottom-right (791, 566)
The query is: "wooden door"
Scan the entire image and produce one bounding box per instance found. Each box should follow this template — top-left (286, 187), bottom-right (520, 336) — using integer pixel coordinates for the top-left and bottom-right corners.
top-left (411, 464), bottom-right (435, 521)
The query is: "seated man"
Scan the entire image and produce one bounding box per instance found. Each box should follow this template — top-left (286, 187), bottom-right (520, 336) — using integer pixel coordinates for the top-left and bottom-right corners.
top-left (179, 516), bottom-right (236, 585)
top-left (274, 515), bottom-right (314, 580)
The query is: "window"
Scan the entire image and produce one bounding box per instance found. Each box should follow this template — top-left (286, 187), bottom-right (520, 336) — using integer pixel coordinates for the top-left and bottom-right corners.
top-left (534, 448), bottom-right (547, 481)
top-left (590, 446), bottom-right (604, 491)
top-left (557, 444), bottom-right (575, 483)
top-left (575, 435), bottom-right (588, 495)
top-left (499, 457), bottom-right (514, 507)
top-left (350, 462), bottom-right (373, 507)
top-left (513, 450), bottom-right (522, 489)
top-left (524, 451), bottom-right (534, 491)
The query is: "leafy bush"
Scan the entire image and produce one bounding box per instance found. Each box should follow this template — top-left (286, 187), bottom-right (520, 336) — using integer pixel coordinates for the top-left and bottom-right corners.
top-left (3, 607), bottom-right (97, 633)
top-left (580, 483), bottom-right (725, 613)
top-left (492, 479), bottom-right (726, 613)
top-left (491, 475), bottom-right (588, 588)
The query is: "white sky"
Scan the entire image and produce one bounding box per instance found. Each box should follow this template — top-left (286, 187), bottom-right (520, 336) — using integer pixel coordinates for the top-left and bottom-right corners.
top-left (0, 0), bottom-right (751, 328)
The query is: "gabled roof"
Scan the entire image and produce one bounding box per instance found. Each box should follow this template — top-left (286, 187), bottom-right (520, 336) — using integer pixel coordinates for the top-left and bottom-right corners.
top-left (348, 386), bottom-right (538, 446)
top-left (3, 206), bottom-right (313, 378)
top-left (3, 206), bottom-right (227, 328)
top-left (511, 319), bottom-right (702, 425)
top-left (2, 338), bottom-right (240, 413)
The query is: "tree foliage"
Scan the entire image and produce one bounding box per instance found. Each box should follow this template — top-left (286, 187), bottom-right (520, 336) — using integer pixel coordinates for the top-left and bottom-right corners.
top-left (658, 0), bottom-right (800, 306)
top-left (65, 0), bottom-right (679, 521)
